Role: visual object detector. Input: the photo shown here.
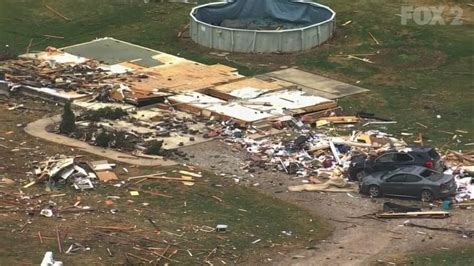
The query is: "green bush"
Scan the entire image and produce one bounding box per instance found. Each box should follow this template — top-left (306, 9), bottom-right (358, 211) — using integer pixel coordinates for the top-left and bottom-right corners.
top-left (83, 107), bottom-right (128, 122)
top-left (95, 131), bottom-right (111, 147)
top-left (145, 140), bottom-right (164, 155)
top-left (112, 131), bottom-right (137, 151)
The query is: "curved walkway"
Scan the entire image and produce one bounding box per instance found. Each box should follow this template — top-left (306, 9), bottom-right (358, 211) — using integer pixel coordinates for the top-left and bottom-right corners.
top-left (25, 115), bottom-right (176, 166)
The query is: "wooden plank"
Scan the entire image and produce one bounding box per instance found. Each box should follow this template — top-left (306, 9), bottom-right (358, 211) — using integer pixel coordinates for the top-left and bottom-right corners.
top-left (45, 5), bottom-right (71, 21)
top-left (376, 211), bottom-right (450, 219)
top-left (317, 116), bottom-right (359, 124)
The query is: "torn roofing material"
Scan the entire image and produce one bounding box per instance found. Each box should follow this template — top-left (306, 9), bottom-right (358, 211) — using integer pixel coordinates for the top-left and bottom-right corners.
top-left (205, 77), bottom-right (295, 100)
top-left (242, 90), bottom-right (337, 116)
top-left (168, 92), bottom-right (275, 124)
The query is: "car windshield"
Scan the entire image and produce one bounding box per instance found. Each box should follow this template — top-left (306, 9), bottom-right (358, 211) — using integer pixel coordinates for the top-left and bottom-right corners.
top-left (420, 169), bottom-right (443, 181)
top-left (381, 170), bottom-right (396, 179)
top-left (427, 148), bottom-right (440, 160)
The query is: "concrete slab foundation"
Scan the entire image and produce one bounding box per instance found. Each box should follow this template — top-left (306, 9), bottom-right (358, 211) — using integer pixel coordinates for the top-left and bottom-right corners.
top-left (258, 68), bottom-right (369, 99)
top-left (62, 38), bottom-right (164, 67)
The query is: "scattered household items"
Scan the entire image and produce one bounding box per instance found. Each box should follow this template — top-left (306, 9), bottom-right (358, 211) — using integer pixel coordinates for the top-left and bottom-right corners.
top-left (91, 160), bottom-right (118, 182)
top-left (358, 166), bottom-right (456, 202)
top-left (23, 156), bottom-right (118, 190)
top-left (348, 146), bottom-right (443, 181)
top-left (127, 172), bottom-right (199, 186)
top-left (40, 251), bottom-right (63, 266)
top-left (288, 173), bottom-right (356, 192)
top-left (215, 224), bottom-right (228, 233)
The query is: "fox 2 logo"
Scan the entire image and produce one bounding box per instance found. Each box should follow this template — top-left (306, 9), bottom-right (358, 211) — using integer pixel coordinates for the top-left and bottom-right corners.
top-left (401, 6), bottom-right (463, 25)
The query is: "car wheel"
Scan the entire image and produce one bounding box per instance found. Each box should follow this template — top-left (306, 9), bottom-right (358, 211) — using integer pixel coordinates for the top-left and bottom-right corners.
top-left (421, 190), bottom-right (434, 202)
top-left (356, 171), bottom-right (365, 181)
top-left (368, 185), bottom-right (381, 197)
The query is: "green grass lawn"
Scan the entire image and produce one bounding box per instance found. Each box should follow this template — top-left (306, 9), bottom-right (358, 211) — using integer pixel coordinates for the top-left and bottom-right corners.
top-left (0, 166), bottom-right (330, 265)
top-left (406, 246), bottom-right (474, 265)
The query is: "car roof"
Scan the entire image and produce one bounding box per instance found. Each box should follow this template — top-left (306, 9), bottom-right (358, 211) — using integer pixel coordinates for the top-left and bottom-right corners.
top-left (380, 147), bottom-right (434, 154)
top-left (390, 165), bottom-right (427, 174)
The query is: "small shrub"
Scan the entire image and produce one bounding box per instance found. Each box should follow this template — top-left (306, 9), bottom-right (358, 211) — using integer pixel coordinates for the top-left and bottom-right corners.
top-left (112, 131), bottom-right (136, 151)
top-left (95, 131), bottom-right (111, 147)
top-left (145, 140), bottom-right (164, 155)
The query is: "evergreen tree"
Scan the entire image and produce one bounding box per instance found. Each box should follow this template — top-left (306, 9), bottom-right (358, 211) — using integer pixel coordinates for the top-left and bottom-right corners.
top-left (59, 102), bottom-right (76, 134)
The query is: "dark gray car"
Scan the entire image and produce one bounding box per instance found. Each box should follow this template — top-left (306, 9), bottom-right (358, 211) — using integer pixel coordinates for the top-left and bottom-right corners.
top-left (359, 166), bottom-right (456, 202)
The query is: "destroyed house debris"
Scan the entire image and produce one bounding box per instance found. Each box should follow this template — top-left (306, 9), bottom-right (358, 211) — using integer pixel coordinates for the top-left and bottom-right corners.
top-left (24, 156), bottom-right (118, 190)
top-left (2, 37), bottom-right (472, 206)
top-left (1, 38), bottom-right (347, 155)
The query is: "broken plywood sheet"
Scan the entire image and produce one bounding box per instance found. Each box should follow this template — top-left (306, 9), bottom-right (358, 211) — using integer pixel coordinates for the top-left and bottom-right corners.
top-left (206, 77), bottom-right (295, 100)
top-left (2, 80), bottom-right (90, 102)
top-left (259, 68), bottom-right (369, 99)
top-left (72, 101), bottom-right (137, 112)
top-left (241, 90), bottom-right (337, 116)
top-left (96, 171), bottom-right (118, 182)
top-left (19, 51), bottom-right (89, 65)
top-left (139, 62), bottom-right (243, 93)
top-left (168, 92), bottom-right (274, 124)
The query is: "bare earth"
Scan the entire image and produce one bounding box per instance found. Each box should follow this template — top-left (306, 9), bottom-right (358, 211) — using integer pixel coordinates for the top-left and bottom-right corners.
top-left (178, 140), bottom-right (474, 265)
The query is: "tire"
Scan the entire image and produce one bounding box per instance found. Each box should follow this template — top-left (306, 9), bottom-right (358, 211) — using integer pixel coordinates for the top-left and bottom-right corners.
top-left (356, 171), bottom-right (365, 181)
top-left (421, 190), bottom-right (434, 202)
top-left (368, 185), bottom-right (381, 197)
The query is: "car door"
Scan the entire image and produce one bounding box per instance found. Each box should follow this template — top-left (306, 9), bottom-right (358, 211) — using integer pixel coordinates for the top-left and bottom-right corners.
top-left (403, 174), bottom-right (423, 197)
top-left (381, 174), bottom-right (407, 196)
top-left (372, 153), bottom-right (396, 172)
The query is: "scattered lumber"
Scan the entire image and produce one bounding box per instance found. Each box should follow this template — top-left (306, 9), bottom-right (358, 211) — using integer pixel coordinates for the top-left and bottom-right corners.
top-left (26, 38), bottom-right (33, 53)
top-left (317, 116), bottom-right (359, 124)
top-left (126, 253), bottom-right (154, 264)
top-left (368, 32), bottom-right (380, 45)
top-left (376, 211), bottom-right (450, 219)
top-left (177, 23), bottom-right (190, 38)
top-left (146, 176), bottom-right (198, 183)
top-left (127, 172), bottom-right (167, 181)
top-left (129, 187), bottom-right (173, 198)
top-left (41, 34), bottom-right (64, 39)
top-left (89, 225), bottom-right (135, 232)
top-left (341, 20), bottom-right (352, 26)
top-left (45, 5), bottom-right (71, 21)
top-left (347, 55), bottom-right (374, 64)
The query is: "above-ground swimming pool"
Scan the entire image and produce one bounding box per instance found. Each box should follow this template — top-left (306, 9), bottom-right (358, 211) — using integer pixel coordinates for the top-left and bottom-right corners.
top-left (190, 0), bottom-right (336, 53)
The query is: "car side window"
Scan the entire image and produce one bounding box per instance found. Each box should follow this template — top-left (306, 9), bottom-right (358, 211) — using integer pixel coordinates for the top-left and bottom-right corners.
top-left (387, 174), bottom-right (406, 182)
top-left (376, 153), bottom-right (394, 163)
top-left (394, 153), bottom-right (414, 162)
top-left (405, 174), bottom-right (422, 182)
